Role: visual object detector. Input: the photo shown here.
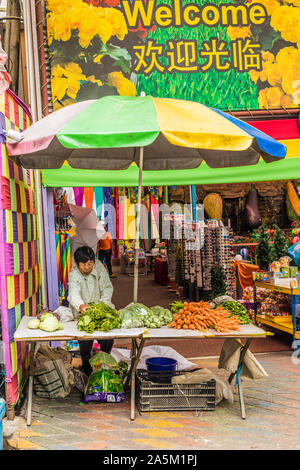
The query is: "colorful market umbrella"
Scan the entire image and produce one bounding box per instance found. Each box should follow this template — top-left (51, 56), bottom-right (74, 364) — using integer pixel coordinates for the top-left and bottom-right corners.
top-left (6, 95), bottom-right (286, 302)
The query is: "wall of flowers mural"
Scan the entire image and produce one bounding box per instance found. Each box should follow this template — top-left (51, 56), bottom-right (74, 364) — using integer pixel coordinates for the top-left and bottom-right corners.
top-left (46, 0), bottom-right (300, 110)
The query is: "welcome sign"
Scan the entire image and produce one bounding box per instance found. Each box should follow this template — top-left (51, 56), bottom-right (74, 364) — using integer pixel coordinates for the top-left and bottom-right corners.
top-left (46, 0), bottom-right (300, 111)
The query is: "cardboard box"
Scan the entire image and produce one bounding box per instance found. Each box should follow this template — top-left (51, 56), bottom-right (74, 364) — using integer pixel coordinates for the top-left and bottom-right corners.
top-left (289, 267), bottom-right (298, 277)
top-left (280, 269), bottom-right (289, 278)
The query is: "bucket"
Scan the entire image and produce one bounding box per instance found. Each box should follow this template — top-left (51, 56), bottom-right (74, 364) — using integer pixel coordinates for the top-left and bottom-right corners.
top-left (146, 357), bottom-right (178, 383)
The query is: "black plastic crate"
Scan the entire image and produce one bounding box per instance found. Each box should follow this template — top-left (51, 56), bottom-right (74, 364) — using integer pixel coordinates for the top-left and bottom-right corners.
top-left (136, 370), bottom-right (216, 412)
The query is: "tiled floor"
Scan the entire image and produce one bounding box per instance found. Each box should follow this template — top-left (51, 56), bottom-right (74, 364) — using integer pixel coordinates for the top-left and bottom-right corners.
top-left (5, 351), bottom-right (300, 450)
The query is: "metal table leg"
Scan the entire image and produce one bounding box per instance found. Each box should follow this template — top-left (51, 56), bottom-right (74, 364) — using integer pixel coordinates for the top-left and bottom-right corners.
top-left (27, 342), bottom-right (35, 426)
top-left (130, 337), bottom-right (146, 420)
top-left (228, 339), bottom-right (252, 419)
top-left (237, 376), bottom-right (246, 420)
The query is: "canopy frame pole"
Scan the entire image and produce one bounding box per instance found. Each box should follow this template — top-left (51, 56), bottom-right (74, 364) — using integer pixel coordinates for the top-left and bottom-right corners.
top-left (133, 147), bottom-right (144, 303)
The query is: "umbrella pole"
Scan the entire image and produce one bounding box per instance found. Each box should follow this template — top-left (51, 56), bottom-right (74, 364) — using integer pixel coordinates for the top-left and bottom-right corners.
top-left (133, 147), bottom-right (144, 303)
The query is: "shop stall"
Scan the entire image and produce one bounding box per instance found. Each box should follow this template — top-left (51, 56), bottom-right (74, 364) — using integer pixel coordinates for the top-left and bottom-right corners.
top-left (14, 314), bottom-right (268, 422)
top-left (4, 93), bottom-right (287, 423)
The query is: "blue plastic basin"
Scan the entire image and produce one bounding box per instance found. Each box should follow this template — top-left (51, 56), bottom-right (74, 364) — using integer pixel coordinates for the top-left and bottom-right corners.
top-left (145, 357), bottom-right (178, 383)
top-left (146, 357), bottom-right (177, 372)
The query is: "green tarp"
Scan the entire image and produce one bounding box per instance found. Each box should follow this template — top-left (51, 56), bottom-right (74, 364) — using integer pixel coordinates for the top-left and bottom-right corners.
top-left (42, 158), bottom-right (300, 188)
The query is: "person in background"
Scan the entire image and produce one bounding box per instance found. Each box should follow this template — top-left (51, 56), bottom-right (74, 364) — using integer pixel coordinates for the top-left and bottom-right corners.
top-left (67, 246), bottom-right (114, 376)
top-left (97, 224), bottom-right (115, 278)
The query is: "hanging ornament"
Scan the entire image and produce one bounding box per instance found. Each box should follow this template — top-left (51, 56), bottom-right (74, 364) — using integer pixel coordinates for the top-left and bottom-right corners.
top-left (240, 248), bottom-right (249, 259)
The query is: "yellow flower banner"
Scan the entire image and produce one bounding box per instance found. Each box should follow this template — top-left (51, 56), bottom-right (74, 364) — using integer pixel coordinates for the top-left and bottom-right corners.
top-left (45, 0), bottom-right (300, 111)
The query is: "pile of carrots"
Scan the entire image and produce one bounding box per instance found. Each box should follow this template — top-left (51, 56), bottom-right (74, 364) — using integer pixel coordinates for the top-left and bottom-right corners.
top-left (168, 301), bottom-right (240, 333)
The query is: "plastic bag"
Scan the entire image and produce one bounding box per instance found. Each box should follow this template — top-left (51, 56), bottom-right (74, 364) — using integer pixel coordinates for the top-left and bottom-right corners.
top-left (119, 306), bottom-right (145, 328)
top-left (83, 352), bottom-right (126, 403)
top-left (111, 345), bottom-right (197, 371)
top-left (151, 306), bottom-right (173, 325)
top-left (89, 351), bottom-right (119, 370)
top-left (83, 369), bottom-right (126, 403)
top-left (53, 306), bottom-right (74, 322)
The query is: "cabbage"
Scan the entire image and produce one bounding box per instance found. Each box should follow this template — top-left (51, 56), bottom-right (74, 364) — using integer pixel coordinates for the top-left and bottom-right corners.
top-left (39, 315), bottom-right (63, 332)
top-left (40, 313), bottom-right (55, 322)
top-left (28, 318), bottom-right (40, 329)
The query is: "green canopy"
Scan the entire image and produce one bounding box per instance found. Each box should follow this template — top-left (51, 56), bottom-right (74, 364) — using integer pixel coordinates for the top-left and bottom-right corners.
top-left (42, 158), bottom-right (300, 188)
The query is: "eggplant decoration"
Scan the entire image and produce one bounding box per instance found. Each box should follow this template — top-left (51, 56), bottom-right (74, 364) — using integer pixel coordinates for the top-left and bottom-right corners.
top-left (244, 185), bottom-right (262, 229)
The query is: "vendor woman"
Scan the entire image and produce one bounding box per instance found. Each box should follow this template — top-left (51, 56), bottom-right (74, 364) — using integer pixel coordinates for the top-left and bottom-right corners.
top-left (68, 245), bottom-right (114, 376)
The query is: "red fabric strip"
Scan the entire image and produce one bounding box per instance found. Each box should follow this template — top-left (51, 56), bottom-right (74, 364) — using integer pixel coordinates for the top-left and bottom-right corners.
top-left (0, 176), bottom-right (11, 210)
top-left (14, 274), bottom-right (20, 305)
top-left (24, 271), bottom-right (28, 299)
top-left (15, 182), bottom-right (21, 213)
top-left (247, 119), bottom-right (300, 140)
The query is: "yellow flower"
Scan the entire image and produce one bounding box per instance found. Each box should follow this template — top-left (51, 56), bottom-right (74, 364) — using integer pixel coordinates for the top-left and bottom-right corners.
top-left (53, 14), bottom-right (72, 42)
top-left (108, 71), bottom-right (136, 96)
top-left (104, 8), bottom-right (128, 41)
top-left (249, 51), bottom-right (274, 83)
top-left (227, 26), bottom-right (251, 40)
top-left (46, 0), bottom-right (72, 14)
top-left (252, 0), bottom-right (280, 15)
top-left (258, 86), bottom-right (284, 108)
top-left (281, 94), bottom-right (293, 107)
top-left (51, 76), bottom-right (69, 101)
top-left (249, 70), bottom-right (260, 84)
top-left (261, 51), bottom-right (275, 63)
top-left (51, 64), bottom-right (65, 78)
top-left (51, 62), bottom-right (87, 102)
top-left (69, 3), bottom-right (86, 30)
top-left (97, 17), bottom-right (113, 44)
top-left (87, 75), bottom-right (103, 86)
top-left (271, 5), bottom-right (300, 43)
top-left (93, 54), bottom-right (103, 64)
top-left (64, 62), bottom-right (86, 80)
top-left (281, 64), bottom-right (300, 95)
top-left (276, 47), bottom-right (300, 69)
top-left (266, 62), bottom-right (282, 86)
top-left (78, 6), bottom-right (101, 48)
top-left (258, 88), bottom-right (268, 108)
top-left (66, 79), bottom-right (81, 99)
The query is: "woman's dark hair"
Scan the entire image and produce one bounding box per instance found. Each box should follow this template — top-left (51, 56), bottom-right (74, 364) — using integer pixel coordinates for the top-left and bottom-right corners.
top-left (74, 246), bottom-right (95, 266)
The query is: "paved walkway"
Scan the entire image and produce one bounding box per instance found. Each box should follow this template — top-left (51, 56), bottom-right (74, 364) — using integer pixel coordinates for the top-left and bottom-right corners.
top-left (4, 351), bottom-right (300, 450)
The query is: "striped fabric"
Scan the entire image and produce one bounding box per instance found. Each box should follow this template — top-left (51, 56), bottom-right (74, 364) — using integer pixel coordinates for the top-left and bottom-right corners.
top-left (0, 90), bottom-right (41, 406)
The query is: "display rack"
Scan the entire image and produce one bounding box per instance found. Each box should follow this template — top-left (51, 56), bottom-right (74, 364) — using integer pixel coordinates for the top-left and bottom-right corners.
top-left (254, 279), bottom-right (300, 346)
top-left (166, 218), bottom-right (236, 301)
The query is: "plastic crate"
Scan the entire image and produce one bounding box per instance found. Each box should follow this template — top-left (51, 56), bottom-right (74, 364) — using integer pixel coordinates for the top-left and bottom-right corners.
top-left (136, 370), bottom-right (216, 412)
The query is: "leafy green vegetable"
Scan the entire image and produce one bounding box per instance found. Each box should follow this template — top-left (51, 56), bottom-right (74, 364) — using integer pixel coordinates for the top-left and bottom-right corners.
top-left (221, 301), bottom-right (251, 325)
top-left (170, 301), bottom-right (184, 314)
top-left (76, 302), bottom-right (121, 333)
